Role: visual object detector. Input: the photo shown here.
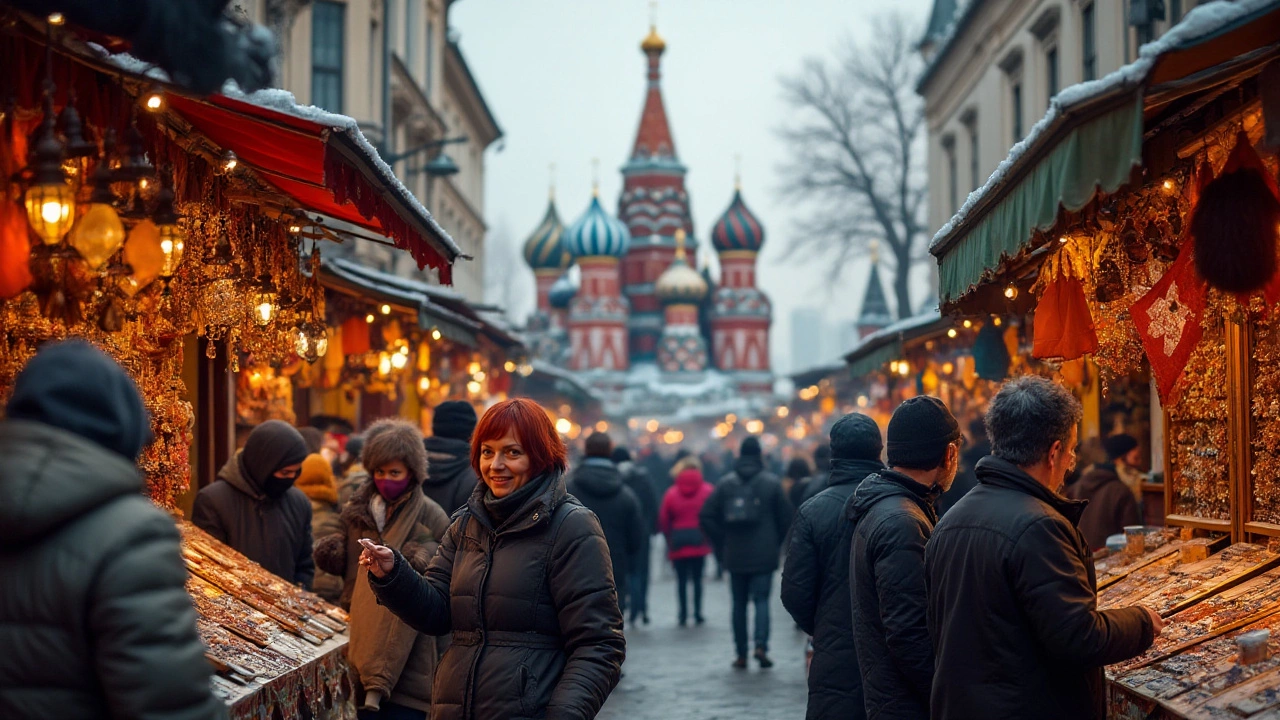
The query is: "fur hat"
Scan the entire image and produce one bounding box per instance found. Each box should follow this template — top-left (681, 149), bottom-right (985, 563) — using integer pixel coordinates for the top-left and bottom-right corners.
top-left (361, 418), bottom-right (429, 485)
top-left (670, 454), bottom-right (703, 477)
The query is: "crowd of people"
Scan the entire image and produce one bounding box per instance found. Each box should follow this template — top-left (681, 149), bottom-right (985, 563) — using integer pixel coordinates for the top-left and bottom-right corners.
top-left (0, 339), bottom-right (1166, 720)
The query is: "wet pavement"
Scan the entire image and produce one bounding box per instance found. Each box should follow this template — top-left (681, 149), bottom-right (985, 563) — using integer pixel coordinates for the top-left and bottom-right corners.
top-left (599, 551), bottom-right (809, 720)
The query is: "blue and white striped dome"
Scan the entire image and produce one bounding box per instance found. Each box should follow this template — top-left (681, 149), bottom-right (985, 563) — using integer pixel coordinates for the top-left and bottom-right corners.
top-left (563, 195), bottom-right (630, 259)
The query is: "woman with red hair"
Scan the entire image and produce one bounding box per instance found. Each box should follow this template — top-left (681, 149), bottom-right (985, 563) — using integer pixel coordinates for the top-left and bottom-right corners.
top-left (359, 398), bottom-right (625, 719)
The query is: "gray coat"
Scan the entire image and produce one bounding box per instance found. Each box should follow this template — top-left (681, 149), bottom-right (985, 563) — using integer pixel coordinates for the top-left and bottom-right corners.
top-left (192, 452), bottom-right (315, 587)
top-left (0, 420), bottom-right (225, 720)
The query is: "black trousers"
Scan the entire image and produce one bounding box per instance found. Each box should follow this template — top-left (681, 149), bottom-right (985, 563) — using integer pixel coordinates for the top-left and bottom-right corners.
top-left (673, 556), bottom-right (706, 623)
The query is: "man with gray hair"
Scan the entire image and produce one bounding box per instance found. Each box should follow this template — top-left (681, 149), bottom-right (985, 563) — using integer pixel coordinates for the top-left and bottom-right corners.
top-left (925, 376), bottom-right (1163, 720)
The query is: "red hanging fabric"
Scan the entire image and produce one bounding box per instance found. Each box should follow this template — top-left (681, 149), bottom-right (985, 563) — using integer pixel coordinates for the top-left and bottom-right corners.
top-left (341, 316), bottom-right (371, 356)
top-left (1131, 246), bottom-right (1208, 402)
top-left (1032, 275), bottom-right (1098, 361)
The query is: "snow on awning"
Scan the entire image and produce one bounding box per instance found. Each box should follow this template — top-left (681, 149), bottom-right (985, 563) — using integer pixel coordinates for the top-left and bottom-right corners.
top-left (929, 0), bottom-right (1280, 306)
top-left (844, 310), bottom-right (945, 378)
top-left (319, 258), bottom-right (480, 346)
top-left (167, 92), bottom-right (461, 283)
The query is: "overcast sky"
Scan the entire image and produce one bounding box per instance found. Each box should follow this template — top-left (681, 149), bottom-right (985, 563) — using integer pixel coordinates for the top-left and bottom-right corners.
top-left (451, 0), bottom-right (934, 374)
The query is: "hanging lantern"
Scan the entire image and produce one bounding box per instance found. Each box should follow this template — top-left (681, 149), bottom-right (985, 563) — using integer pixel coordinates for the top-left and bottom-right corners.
top-left (70, 160), bottom-right (126, 270)
top-left (251, 275), bottom-right (278, 327)
top-left (23, 96), bottom-right (74, 245)
top-left (55, 91), bottom-right (96, 161)
top-left (152, 173), bottom-right (185, 278)
top-left (295, 321), bottom-right (328, 363)
top-left (122, 219), bottom-right (163, 289)
top-left (113, 117), bottom-right (154, 184)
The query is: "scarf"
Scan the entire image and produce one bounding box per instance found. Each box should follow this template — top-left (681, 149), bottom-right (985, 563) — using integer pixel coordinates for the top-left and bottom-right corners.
top-left (483, 472), bottom-right (551, 528)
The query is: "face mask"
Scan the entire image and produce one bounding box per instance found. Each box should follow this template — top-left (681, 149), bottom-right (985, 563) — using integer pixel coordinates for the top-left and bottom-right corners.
top-left (375, 477), bottom-right (412, 501)
top-left (262, 475), bottom-right (295, 500)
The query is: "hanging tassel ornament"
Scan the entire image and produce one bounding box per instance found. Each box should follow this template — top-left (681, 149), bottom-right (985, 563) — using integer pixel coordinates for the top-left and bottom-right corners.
top-left (1190, 132), bottom-right (1280, 294)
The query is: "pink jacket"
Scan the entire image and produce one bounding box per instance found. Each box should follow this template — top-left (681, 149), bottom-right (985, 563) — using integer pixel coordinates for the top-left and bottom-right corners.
top-left (658, 469), bottom-right (714, 560)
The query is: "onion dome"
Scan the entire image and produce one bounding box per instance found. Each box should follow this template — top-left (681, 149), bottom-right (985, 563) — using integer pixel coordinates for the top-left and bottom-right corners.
top-left (641, 24), bottom-right (666, 54)
top-left (523, 196), bottom-right (570, 271)
top-left (655, 229), bottom-right (707, 303)
top-left (548, 270), bottom-right (577, 309)
top-left (563, 193), bottom-right (631, 259)
top-left (711, 186), bottom-right (765, 253)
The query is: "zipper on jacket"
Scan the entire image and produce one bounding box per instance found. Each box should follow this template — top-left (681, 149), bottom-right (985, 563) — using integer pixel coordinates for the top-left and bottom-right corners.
top-left (465, 530), bottom-right (497, 718)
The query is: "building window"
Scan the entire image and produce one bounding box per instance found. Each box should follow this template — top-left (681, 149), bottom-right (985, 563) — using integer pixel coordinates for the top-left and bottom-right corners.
top-left (1046, 46), bottom-right (1059, 99)
top-left (999, 49), bottom-right (1025, 143)
top-left (942, 135), bottom-right (958, 214)
top-left (405, 0), bottom-right (417, 69)
top-left (1011, 82), bottom-right (1023, 141)
top-left (962, 110), bottom-right (980, 191)
top-left (311, 1), bottom-right (344, 112)
top-left (1170, 0), bottom-right (1183, 24)
top-left (1082, 3), bottom-right (1098, 81)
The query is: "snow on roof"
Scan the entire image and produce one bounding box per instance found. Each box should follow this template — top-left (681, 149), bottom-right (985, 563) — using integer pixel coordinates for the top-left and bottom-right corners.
top-left (843, 309), bottom-right (944, 360)
top-left (929, 0), bottom-right (1280, 253)
top-left (99, 47), bottom-right (461, 260)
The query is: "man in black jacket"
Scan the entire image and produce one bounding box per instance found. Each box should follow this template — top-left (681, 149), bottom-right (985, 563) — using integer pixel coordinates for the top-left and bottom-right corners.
top-left (799, 444), bottom-right (833, 504)
top-left (569, 432), bottom-right (645, 614)
top-left (848, 397), bottom-right (960, 719)
top-left (926, 376), bottom-right (1162, 720)
top-left (422, 400), bottom-right (480, 513)
top-left (613, 446), bottom-right (659, 625)
top-left (782, 414), bottom-right (884, 720)
top-left (700, 436), bottom-right (792, 669)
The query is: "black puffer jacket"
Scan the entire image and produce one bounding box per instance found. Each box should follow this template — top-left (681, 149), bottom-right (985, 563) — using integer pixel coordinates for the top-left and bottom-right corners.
top-left (370, 472), bottom-right (625, 720)
top-left (0, 420), bottom-right (225, 720)
top-left (847, 470), bottom-right (939, 720)
top-left (569, 458), bottom-right (645, 596)
top-left (926, 457), bottom-right (1155, 720)
top-left (699, 456), bottom-right (792, 575)
top-left (781, 458), bottom-right (883, 720)
top-left (618, 460), bottom-right (659, 536)
top-left (423, 436), bottom-right (480, 514)
top-left (192, 453), bottom-right (315, 587)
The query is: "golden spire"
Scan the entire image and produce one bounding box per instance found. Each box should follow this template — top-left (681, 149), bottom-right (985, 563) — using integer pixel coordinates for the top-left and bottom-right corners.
top-left (675, 228), bottom-right (688, 261)
top-left (734, 154), bottom-right (742, 192)
top-left (549, 162), bottom-right (556, 201)
top-left (869, 239), bottom-right (880, 265)
top-left (591, 157), bottom-right (599, 198)
top-left (641, 2), bottom-right (666, 53)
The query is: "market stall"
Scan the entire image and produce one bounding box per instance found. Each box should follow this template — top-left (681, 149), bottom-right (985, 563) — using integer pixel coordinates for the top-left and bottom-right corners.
top-left (928, 1), bottom-right (1280, 716)
top-left (0, 10), bottom-right (461, 718)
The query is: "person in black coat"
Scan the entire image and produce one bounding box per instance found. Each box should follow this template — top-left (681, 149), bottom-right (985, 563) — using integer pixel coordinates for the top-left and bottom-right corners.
top-left (926, 377), bottom-right (1162, 720)
top-left (193, 420), bottom-right (314, 586)
top-left (613, 446), bottom-right (659, 625)
top-left (781, 414), bottom-right (884, 720)
top-left (0, 341), bottom-right (224, 720)
top-left (799, 444), bottom-right (832, 504)
top-left (569, 432), bottom-right (645, 614)
top-left (848, 397), bottom-right (961, 720)
top-left (700, 436), bottom-right (792, 669)
top-left (422, 400), bottom-right (481, 513)
top-left (783, 457), bottom-right (812, 512)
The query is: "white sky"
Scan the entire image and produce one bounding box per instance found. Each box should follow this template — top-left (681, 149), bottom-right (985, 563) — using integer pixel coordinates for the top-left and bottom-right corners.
top-left (451, 0), bottom-right (934, 375)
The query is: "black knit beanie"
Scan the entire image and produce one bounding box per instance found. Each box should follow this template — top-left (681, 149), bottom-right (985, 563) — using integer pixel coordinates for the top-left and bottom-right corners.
top-left (6, 339), bottom-right (151, 461)
top-left (432, 400), bottom-right (478, 441)
top-left (241, 420), bottom-right (309, 486)
top-left (1104, 433), bottom-right (1139, 461)
top-left (611, 446), bottom-right (632, 463)
top-left (829, 413), bottom-right (882, 461)
top-left (740, 436), bottom-right (762, 457)
top-left (886, 396), bottom-right (961, 470)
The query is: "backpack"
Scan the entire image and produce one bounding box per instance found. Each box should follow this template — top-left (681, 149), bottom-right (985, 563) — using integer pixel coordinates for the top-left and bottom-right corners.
top-left (722, 474), bottom-right (762, 526)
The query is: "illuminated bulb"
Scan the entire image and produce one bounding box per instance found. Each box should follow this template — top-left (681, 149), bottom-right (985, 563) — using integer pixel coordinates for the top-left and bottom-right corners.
top-left (379, 303), bottom-right (391, 315)
top-left (254, 301), bottom-right (274, 326)
top-left (474, 371), bottom-right (486, 381)
top-left (47, 12), bottom-right (65, 25)
top-left (1004, 284), bottom-right (1019, 300)
top-left (220, 151), bottom-right (238, 174)
top-left (556, 418), bottom-right (573, 434)
top-left (504, 361), bottom-right (517, 373)
top-left (857, 395), bottom-right (869, 408)
top-left (391, 352), bottom-right (408, 370)
top-left (947, 328), bottom-right (958, 338)
top-left (962, 319), bottom-right (973, 329)
top-left (776, 407), bottom-right (789, 418)
top-left (645, 419), bottom-right (660, 433)
top-left (25, 181), bottom-right (75, 245)
top-left (365, 313), bottom-right (375, 323)
top-left (378, 353), bottom-right (393, 376)
top-left (726, 413), bottom-right (738, 424)
top-left (898, 361), bottom-right (911, 377)
top-left (595, 421), bottom-right (609, 432)
top-left (1163, 179), bottom-right (1175, 193)
top-left (467, 380), bottom-right (482, 394)
top-left (993, 317), bottom-right (1003, 327)
top-left (889, 361), bottom-right (899, 373)
top-left (144, 92), bottom-right (163, 111)
top-left (431, 327), bottom-right (442, 341)
top-left (314, 332), bottom-right (328, 358)
top-left (942, 362), bottom-right (955, 374)
top-left (418, 377), bottom-right (431, 392)
top-left (289, 224), bottom-right (302, 234)
top-left (399, 344), bottom-right (410, 355)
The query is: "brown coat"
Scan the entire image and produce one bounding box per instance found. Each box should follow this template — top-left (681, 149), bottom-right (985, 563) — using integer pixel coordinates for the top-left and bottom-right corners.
top-left (315, 479), bottom-right (451, 711)
top-left (1067, 465), bottom-right (1142, 552)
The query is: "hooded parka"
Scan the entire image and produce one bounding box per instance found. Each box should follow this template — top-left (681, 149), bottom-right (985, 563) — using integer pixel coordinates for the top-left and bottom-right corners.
top-left (847, 469), bottom-right (939, 720)
top-left (423, 435), bottom-right (481, 513)
top-left (657, 469), bottom-right (714, 561)
top-left (0, 340), bottom-right (223, 720)
top-left (926, 456), bottom-right (1155, 720)
top-left (568, 457), bottom-right (645, 598)
top-left (781, 457), bottom-right (883, 720)
top-left (369, 472), bottom-right (625, 720)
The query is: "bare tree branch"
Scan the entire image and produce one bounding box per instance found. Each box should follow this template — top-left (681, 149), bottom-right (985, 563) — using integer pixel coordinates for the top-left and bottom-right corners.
top-left (775, 12), bottom-right (930, 319)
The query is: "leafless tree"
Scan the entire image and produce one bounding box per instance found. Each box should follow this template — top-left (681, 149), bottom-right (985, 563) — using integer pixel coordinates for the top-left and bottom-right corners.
top-left (777, 13), bottom-right (928, 319)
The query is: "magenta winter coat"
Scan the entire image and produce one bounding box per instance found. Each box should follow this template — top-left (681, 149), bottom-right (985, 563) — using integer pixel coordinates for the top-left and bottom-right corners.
top-left (658, 469), bottom-right (714, 561)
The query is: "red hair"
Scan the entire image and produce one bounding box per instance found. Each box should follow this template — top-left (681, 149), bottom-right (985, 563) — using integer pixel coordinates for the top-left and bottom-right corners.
top-left (470, 398), bottom-right (568, 478)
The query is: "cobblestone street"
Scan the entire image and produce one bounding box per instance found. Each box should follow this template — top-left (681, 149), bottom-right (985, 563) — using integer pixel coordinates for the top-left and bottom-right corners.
top-left (599, 553), bottom-right (809, 720)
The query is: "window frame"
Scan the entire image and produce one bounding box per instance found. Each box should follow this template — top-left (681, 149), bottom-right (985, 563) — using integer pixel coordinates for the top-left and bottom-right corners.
top-left (1082, 2), bottom-right (1098, 82)
top-left (310, 0), bottom-right (345, 113)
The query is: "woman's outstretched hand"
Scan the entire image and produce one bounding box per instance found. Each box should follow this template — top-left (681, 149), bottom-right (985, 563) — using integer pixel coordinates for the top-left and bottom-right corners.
top-left (358, 538), bottom-right (395, 578)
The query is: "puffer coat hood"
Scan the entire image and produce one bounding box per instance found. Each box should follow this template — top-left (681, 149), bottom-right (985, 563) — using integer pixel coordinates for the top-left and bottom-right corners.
top-left (0, 420), bottom-right (224, 719)
top-left (570, 457), bottom-right (625, 498)
top-left (369, 470), bottom-right (626, 720)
